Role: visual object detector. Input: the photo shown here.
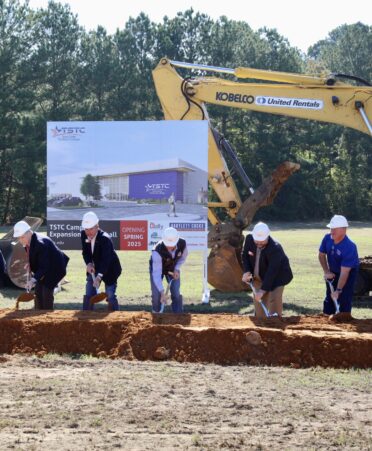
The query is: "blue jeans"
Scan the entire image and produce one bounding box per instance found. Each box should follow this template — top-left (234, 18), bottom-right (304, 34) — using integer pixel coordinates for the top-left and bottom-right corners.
top-left (323, 270), bottom-right (357, 314)
top-left (150, 273), bottom-right (183, 313)
top-left (84, 275), bottom-right (119, 311)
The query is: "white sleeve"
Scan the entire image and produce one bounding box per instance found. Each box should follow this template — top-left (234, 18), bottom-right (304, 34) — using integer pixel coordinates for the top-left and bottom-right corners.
top-left (151, 251), bottom-right (164, 292)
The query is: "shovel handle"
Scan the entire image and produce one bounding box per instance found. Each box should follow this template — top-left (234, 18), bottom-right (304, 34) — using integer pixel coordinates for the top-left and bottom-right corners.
top-left (159, 278), bottom-right (173, 314)
top-left (246, 280), bottom-right (275, 318)
top-left (248, 281), bottom-right (257, 296)
top-left (165, 278), bottom-right (173, 296)
top-left (326, 279), bottom-right (340, 314)
top-left (91, 273), bottom-right (101, 294)
top-left (26, 271), bottom-right (30, 293)
top-left (259, 300), bottom-right (270, 317)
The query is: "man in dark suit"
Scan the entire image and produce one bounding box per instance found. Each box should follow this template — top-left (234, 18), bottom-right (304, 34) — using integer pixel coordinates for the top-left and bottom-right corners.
top-left (241, 222), bottom-right (293, 318)
top-left (81, 212), bottom-right (122, 311)
top-left (13, 220), bottom-right (69, 310)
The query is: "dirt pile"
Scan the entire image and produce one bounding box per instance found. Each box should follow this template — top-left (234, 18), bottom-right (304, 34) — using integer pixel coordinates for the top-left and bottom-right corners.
top-left (0, 309), bottom-right (371, 368)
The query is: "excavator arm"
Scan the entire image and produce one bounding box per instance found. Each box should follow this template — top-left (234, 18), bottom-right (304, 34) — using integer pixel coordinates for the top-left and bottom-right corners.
top-left (152, 58), bottom-right (372, 291)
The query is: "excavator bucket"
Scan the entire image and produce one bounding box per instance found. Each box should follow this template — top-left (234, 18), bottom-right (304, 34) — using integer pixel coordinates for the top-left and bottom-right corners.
top-left (208, 242), bottom-right (246, 292)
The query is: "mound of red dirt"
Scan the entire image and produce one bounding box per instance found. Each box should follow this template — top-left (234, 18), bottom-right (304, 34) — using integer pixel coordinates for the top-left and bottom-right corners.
top-left (0, 310), bottom-right (371, 368)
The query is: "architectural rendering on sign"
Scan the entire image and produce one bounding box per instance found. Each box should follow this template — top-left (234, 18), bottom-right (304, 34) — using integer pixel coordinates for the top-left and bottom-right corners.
top-left (47, 121), bottom-right (209, 251)
top-left (47, 158), bottom-right (208, 221)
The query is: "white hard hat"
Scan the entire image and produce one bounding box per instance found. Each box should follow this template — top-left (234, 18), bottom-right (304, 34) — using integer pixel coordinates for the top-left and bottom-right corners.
top-left (82, 211), bottom-right (99, 229)
top-left (162, 227), bottom-right (179, 247)
top-left (327, 215), bottom-right (348, 228)
top-left (252, 222), bottom-right (270, 241)
top-left (13, 220), bottom-right (31, 238)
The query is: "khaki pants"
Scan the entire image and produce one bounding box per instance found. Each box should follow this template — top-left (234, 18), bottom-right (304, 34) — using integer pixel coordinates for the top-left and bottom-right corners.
top-left (253, 280), bottom-right (284, 318)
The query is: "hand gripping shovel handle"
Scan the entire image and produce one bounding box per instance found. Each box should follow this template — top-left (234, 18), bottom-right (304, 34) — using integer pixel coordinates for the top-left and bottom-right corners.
top-left (247, 280), bottom-right (272, 318)
top-left (90, 273), bottom-right (108, 306)
top-left (15, 272), bottom-right (35, 310)
top-left (326, 279), bottom-right (340, 314)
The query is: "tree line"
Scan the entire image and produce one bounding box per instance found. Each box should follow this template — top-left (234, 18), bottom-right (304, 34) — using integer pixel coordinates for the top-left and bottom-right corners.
top-left (0, 0), bottom-right (371, 224)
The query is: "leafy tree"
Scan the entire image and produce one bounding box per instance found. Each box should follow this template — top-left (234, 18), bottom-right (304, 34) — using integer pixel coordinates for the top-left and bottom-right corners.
top-left (0, 0), bottom-right (37, 222)
top-left (29, 0), bottom-right (82, 120)
top-left (80, 174), bottom-right (102, 200)
top-left (108, 13), bottom-right (158, 120)
top-left (155, 9), bottom-right (213, 63)
top-left (77, 27), bottom-right (115, 120)
top-left (308, 22), bottom-right (372, 82)
top-left (306, 23), bottom-right (372, 220)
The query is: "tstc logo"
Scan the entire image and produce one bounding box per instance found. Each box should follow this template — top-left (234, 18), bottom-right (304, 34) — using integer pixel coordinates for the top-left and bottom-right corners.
top-left (51, 126), bottom-right (86, 140)
top-left (145, 183), bottom-right (170, 192)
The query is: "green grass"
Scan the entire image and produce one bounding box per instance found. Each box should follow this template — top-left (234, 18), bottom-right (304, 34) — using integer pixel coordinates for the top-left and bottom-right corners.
top-left (1, 222), bottom-right (371, 317)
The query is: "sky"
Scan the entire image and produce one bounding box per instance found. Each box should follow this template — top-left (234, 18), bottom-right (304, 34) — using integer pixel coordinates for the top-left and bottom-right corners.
top-left (27, 0), bottom-right (370, 53)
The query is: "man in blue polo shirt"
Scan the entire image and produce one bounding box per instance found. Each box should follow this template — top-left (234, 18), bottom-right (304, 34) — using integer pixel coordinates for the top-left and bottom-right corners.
top-left (318, 215), bottom-right (359, 315)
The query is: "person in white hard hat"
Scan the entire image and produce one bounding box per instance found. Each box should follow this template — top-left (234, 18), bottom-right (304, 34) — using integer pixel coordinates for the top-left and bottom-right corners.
top-left (13, 220), bottom-right (69, 309)
top-left (318, 215), bottom-right (359, 315)
top-left (81, 211), bottom-right (122, 310)
top-left (149, 227), bottom-right (188, 313)
top-left (241, 222), bottom-right (293, 318)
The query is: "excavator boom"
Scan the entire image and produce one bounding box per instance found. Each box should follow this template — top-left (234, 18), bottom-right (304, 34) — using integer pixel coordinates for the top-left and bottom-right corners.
top-left (152, 58), bottom-right (372, 292)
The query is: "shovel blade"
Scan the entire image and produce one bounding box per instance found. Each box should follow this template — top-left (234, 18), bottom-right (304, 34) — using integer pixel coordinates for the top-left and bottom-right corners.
top-left (89, 292), bottom-right (108, 306)
top-left (15, 292), bottom-right (35, 310)
top-left (330, 312), bottom-right (353, 322)
top-left (16, 292), bottom-right (35, 303)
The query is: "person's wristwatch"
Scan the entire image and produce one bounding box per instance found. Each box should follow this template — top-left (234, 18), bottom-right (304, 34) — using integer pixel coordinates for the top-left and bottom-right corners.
top-left (336, 288), bottom-right (342, 292)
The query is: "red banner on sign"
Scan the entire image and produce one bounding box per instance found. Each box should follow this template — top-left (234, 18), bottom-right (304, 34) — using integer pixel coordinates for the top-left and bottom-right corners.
top-left (120, 220), bottom-right (148, 250)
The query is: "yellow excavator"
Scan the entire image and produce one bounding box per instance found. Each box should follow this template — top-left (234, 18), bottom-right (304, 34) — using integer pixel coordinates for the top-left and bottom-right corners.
top-left (152, 58), bottom-right (372, 292)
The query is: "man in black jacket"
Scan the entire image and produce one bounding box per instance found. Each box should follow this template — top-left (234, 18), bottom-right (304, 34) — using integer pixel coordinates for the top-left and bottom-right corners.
top-left (81, 212), bottom-right (122, 311)
top-left (13, 220), bottom-right (69, 310)
top-left (241, 222), bottom-right (293, 318)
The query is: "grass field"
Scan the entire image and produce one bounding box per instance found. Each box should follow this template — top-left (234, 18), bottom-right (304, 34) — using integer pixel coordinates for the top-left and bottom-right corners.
top-left (1, 222), bottom-right (371, 318)
top-left (1, 224), bottom-right (371, 450)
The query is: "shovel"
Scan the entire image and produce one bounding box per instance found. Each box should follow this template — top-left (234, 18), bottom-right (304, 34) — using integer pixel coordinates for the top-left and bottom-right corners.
top-left (15, 273), bottom-right (35, 310)
top-left (89, 274), bottom-right (108, 308)
top-left (247, 280), bottom-right (278, 318)
top-left (326, 279), bottom-right (340, 314)
top-left (159, 278), bottom-right (173, 313)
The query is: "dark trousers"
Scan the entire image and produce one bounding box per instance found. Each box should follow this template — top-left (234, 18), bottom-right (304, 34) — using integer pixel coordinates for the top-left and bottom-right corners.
top-left (34, 283), bottom-right (54, 310)
top-left (83, 275), bottom-right (119, 311)
top-left (150, 273), bottom-right (183, 313)
top-left (0, 272), bottom-right (5, 288)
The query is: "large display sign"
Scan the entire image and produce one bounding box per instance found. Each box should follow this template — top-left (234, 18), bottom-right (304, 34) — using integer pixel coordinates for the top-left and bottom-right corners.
top-left (47, 121), bottom-right (209, 251)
